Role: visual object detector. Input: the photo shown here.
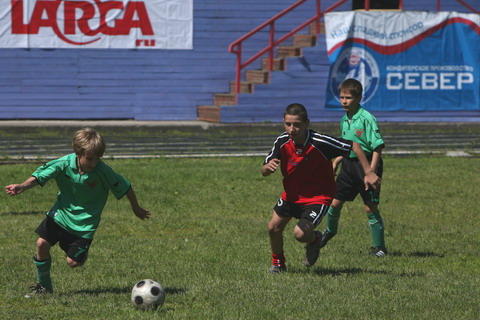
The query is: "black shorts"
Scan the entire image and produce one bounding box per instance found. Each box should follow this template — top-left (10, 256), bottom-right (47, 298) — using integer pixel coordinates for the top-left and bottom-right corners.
top-left (35, 216), bottom-right (92, 264)
top-left (335, 157), bottom-right (383, 204)
top-left (274, 198), bottom-right (329, 227)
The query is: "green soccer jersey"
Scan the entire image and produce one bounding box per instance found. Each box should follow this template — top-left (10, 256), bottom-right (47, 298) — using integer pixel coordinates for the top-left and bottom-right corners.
top-left (32, 153), bottom-right (131, 239)
top-left (340, 107), bottom-right (385, 158)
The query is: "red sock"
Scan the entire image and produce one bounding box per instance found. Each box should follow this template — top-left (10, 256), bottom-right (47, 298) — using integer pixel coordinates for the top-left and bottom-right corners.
top-left (271, 253), bottom-right (286, 267)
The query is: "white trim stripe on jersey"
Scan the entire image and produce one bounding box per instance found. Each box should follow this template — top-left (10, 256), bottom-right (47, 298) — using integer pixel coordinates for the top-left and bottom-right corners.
top-left (311, 133), bottom-right (351, 152)
top-left (265, 133), bottom-right (289, 163)
top-left (302, 130), bottom-right (311, 146)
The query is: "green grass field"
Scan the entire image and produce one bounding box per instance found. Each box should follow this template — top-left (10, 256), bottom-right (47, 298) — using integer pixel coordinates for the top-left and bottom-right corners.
top-left (1, 156), bottom-right (479, 319)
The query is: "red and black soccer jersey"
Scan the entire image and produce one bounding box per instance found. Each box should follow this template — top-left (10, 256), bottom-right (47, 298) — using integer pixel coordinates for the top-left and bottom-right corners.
top-left (264, 129), bottom-right (353, 205)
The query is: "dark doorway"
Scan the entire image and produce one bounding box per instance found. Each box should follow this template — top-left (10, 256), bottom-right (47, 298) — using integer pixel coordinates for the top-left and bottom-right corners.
top-left (352, 0), bottom-right (400, 10)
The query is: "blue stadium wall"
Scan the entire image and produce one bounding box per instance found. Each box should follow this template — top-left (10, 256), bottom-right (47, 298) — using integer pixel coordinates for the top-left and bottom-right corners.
top-left (0, 0), bottom-right (475, 121)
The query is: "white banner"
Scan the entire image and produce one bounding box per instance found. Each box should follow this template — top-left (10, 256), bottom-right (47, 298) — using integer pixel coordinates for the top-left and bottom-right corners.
top-left (0, 0), bottom-right (193, 49)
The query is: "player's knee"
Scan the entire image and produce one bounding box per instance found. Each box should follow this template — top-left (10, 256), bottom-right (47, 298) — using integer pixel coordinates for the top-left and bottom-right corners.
top-left (268, 223), bottom-right (281, 236)
top-left (35, 238), bottom-right (52, 260)
top-left (67, 255), bottom-right (87, 268)
top-left (330, 199), bottom-right (344, 209)
top-left (293, 228), bottom-right (305, 241)
top-left (364, 203), bottom-right (378, 213)
top-left (36, 237), bottom-right (49, 249)
top-left (267, 219), bottom-right (285, 235)
top-left (294, 220), bottom-right (314, 241)
top-left (36, 238), bottom-right (52, 257)
top-left (66, 258), bottom-right (84, 268)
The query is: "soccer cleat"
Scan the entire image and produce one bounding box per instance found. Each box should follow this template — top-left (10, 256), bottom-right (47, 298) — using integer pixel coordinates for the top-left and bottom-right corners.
top-left (304, 230), bottom-right (322, 267)
top-left (268, 265), bottom-right (287, 273)
top-left (24, 283), bottom-right (53, 298)
top-left (319, 231), bottom-right (335, 249)
top-left (370, 246), bottom-right (388, 257)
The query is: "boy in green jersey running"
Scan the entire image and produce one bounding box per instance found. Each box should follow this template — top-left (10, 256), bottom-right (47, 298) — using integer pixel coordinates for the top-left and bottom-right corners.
top-left (5, 128), bottom-right (150, 297)
top-left (320, 78), bottom-right (387, 257)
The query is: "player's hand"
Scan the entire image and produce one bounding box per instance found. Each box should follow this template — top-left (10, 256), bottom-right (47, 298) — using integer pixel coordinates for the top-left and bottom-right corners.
top-left (364, 172), bottom-right (381, 190)
top-left (133, 206), bottom-right (151, 220)
top-left (5, 184), bottom-right (24, 196)
top-left (262, 159), bottom-right (280, 176)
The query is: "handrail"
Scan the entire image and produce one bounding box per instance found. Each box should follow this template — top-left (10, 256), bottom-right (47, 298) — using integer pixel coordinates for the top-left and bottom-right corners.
top-left (452, 0), bottom-right (479, 13)
top-left (228, 0), bottom-right (478, 99)
top-left (228, 0), bottom-right (325, 98)
top-left (228, 0), bottom-right (354, 98)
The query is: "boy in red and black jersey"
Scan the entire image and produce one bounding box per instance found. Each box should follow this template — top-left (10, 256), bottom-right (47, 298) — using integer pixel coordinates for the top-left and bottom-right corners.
top-left (262, 103), bottom-right (380, 272)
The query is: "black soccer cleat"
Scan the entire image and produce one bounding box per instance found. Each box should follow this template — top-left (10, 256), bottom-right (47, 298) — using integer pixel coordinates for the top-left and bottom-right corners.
top-left (319, 231), bottom-right (335, 249)
top-left (24, 283), bottom-right (53, 298)
top-left (370, 246), bottom-right (388, 257)
top-left (304, 230), bottom-right (323, 267)
top-left (269, 265), bottom-right (287, 273)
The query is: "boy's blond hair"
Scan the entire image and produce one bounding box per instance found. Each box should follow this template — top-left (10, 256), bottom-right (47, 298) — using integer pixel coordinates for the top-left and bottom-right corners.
top-left (72, 127), bottom-right (105, 157)
top-left (339, 78), bottom-right (363, 99)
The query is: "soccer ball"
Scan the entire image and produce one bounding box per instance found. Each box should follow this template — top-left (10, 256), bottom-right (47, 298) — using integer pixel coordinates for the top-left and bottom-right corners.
top-left (131, 279), bottom-right (166, 310)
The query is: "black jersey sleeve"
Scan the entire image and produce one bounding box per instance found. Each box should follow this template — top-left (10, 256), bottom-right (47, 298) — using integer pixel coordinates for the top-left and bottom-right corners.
top-left (264, 133), bottom-right (289, 164)
top-left (310, 132), bottom-right (353, 159)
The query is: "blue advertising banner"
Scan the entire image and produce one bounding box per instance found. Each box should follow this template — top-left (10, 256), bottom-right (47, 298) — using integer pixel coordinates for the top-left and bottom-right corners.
top-left (324, 11), bottom-right (480, 111)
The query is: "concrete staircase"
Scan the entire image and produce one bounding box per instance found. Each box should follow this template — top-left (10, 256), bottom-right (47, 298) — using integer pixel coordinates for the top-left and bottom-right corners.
top-left (197, 22), bottom-right (323, 122)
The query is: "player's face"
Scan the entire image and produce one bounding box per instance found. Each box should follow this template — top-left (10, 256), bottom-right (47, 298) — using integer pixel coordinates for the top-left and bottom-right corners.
top-left (339, 89), bottom-right (361, 114)
top-left (284, 114), bottom-right (309, 144)
top-left (77, 151), bottom-right (101, 173)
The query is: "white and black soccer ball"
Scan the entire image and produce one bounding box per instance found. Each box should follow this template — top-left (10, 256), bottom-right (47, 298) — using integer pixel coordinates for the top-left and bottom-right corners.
top-left (131, 279), bottom-right (166, 310)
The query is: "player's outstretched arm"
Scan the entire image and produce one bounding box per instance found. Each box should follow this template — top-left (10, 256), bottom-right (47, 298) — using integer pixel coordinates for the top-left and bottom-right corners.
top-left (351, 142), bottom-right (380, 190)
top-left (261, 159), bottom-right (280, 176)
top-left (126, 187), bottom-right (150, 220)
top-left (5, 176), bottom-right (38, 196)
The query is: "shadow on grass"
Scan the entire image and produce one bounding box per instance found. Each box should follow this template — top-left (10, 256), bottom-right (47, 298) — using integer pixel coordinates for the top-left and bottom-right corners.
top-left (1, 211), bottom-right (43, 216)
top-left (74, 287), bottom-right (131, 295)
top-left (165, 287), bottom-right (188, 295)
top-left (278, 266), bottom-right (426, 278)
top-left (312, 267), bottom-right (389, 276)
top-left (72, 286), bottom-right (187, 296)
top-left (407, 251), bottom-right (445, 258)
top-left (390, 250), bottom-right (445, 258)
top-left (286, 266), bottom-right (389, 276)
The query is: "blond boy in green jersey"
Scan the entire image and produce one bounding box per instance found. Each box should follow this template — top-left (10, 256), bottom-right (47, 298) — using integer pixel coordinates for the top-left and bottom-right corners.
top-left (320, 78), bottom-right (387, 257)
top-left (5, 128), bottom-right (150, 297)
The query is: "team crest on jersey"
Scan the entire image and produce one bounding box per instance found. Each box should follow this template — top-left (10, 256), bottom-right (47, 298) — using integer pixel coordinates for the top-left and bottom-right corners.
top-left (87, 181), bottom-right (97, 189)
top-left (356, 129), bottom-right (364, 137)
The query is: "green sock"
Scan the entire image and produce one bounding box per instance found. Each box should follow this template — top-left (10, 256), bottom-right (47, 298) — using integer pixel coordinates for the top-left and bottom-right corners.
top-left (367, 211), bottom-right (385, 249)
top-left (325, 206), bottom-right (341, 235)
top-left (33, 256), bottom-right (53, 291)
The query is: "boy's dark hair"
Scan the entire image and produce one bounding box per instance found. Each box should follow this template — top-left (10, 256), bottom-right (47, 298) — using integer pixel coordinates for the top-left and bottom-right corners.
top-left (284, 103), bottom-right (309, 122)
top-left (340, 78), bottom-right (363, 98)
